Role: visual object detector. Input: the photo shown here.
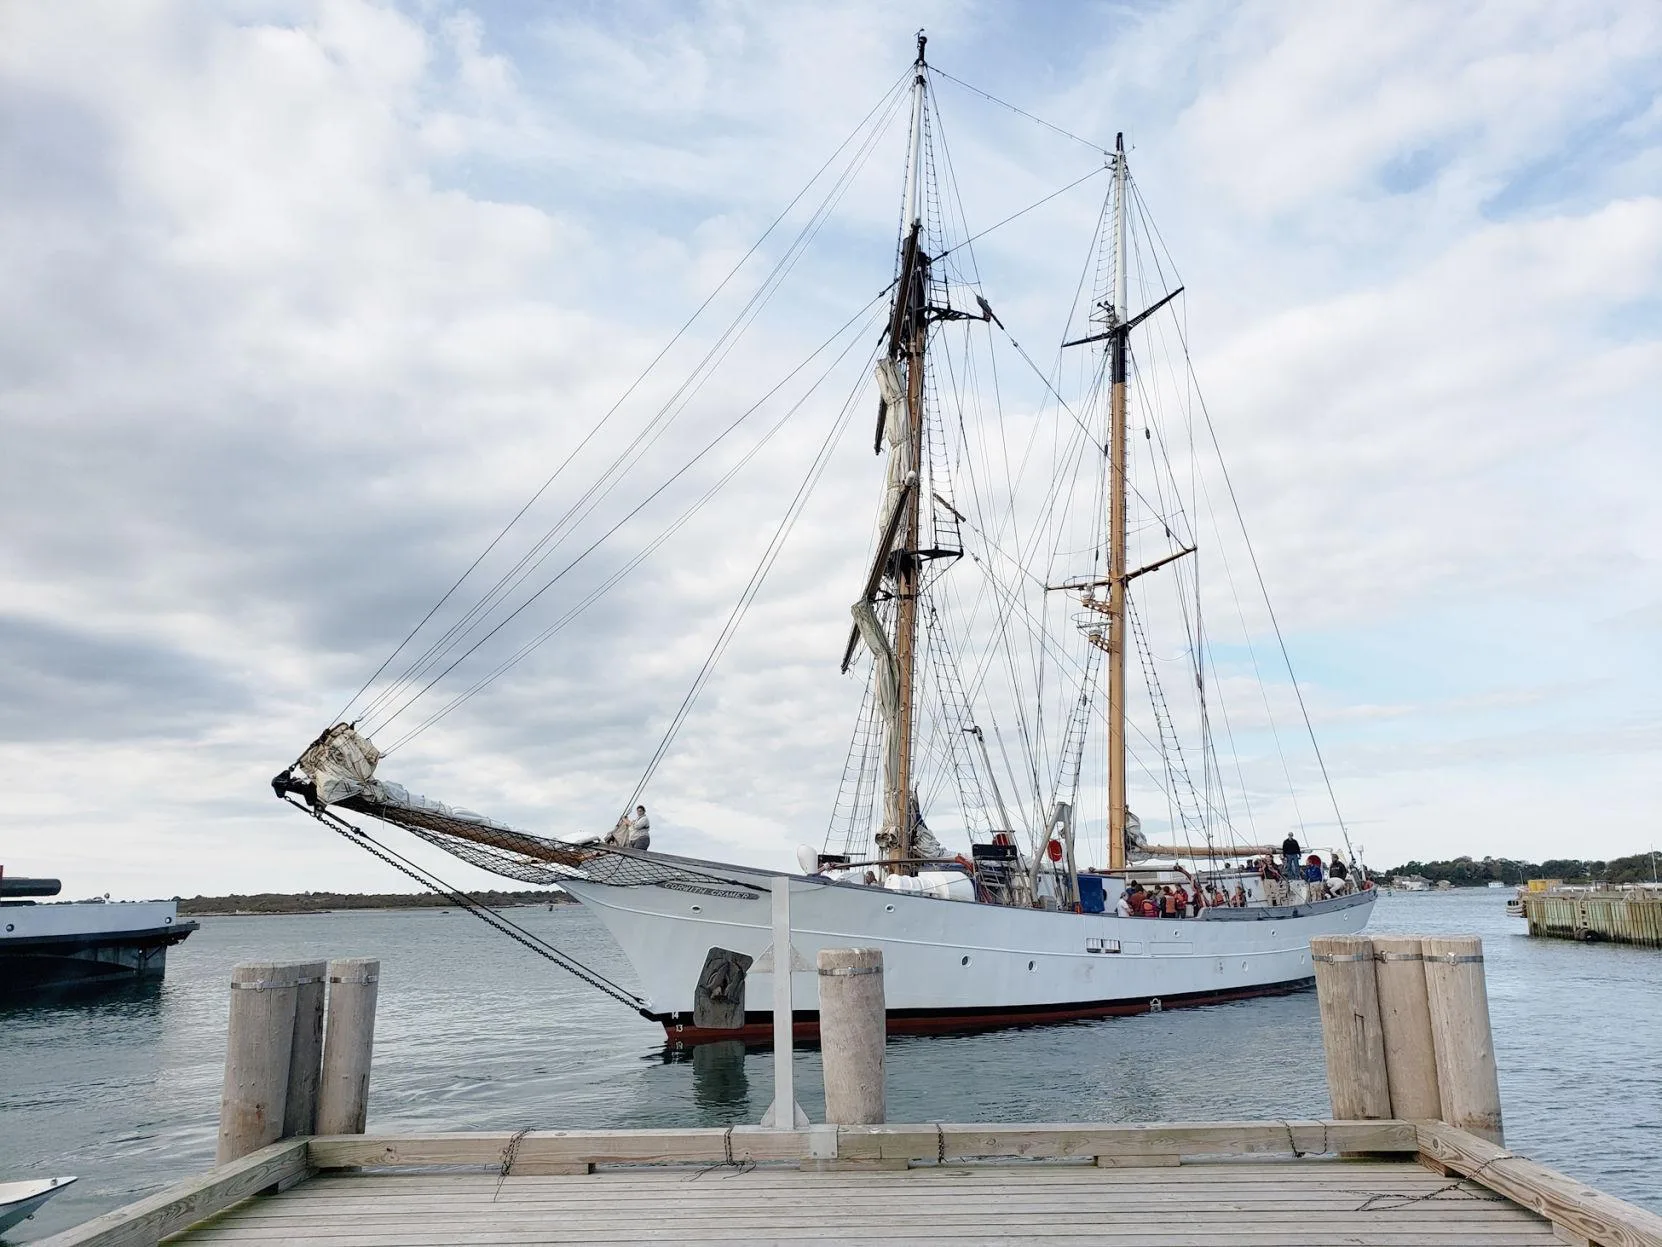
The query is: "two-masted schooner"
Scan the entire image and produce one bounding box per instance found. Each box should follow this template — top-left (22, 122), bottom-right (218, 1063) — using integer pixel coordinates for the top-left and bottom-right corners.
top-left (276, 35), bottom-right (1375, 1043)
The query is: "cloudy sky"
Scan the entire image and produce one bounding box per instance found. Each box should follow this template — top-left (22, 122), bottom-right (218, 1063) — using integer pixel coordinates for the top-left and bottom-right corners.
top-left (2, 0), bottom-right (1658, 900)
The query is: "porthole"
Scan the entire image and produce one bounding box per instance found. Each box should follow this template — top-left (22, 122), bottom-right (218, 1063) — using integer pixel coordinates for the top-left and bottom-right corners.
top-left (885, 904), bottom-right (895, 912)
top-left (1028, 960), bottom-right (1036, 971)
top-left (164, 916), bottom-right (173, 924)
top-left (690, 905), bottom-right (702, 913)
top-left (3, 923), bottom-right (11, 933)
top-left (1241, 961), bottom-right (1248, 971)
top-left (961, 955), bottom-right (971, 966)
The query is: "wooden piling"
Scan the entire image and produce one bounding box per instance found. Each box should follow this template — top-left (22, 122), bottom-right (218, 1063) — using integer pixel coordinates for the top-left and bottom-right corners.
top-left (1423, 934), bottom-right (1503, 1144)
top-left (217, 963), bottom-right (300, 1164)
top-left (317, 957), bottom-right (379, 1136)
top-left (816, 948), bottom-right (885, 1126)
top-left (1310, 935), bottom-right (1391, 1120)
top-left (281, 961), bottom-right (326, 1139)
top-left (1371, 936), bottom-right (1442, 1120)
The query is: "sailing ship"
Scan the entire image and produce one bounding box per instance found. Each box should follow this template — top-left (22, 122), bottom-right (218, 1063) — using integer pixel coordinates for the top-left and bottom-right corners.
top-left (275, 36), bottom-right (1374, 1043)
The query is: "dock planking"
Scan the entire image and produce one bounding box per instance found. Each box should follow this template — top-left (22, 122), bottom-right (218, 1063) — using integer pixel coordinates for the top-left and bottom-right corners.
top-left (35, 1122), bottom-right (1662, 1247)
top-left (166, 1164), bottom-right (1562, 1246)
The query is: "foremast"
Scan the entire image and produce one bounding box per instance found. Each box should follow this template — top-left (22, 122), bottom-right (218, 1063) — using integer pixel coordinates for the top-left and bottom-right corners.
top-left (857, 34), bottom-right (930, 870)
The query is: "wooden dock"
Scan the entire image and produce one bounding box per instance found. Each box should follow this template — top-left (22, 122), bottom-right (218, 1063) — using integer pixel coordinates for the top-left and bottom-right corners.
top-left (1523, 888), bottom-right (1662, 947)
top-left (35, 935), bottom-right (1662, 1246)
top-left (38, 1120), bottom-right (1662, 1247)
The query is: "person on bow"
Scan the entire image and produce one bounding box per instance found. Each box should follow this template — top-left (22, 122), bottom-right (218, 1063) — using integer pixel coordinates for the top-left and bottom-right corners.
top-left (628, 804), bottom-right (651, 849)
top-left (604, 804), bottom-right (652, 850)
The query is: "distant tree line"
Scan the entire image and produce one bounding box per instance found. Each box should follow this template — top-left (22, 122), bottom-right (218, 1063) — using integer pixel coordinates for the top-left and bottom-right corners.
top-left (176, 889), bottom-right (573, 915)
top-left (1376, 853), bottom-right (1660, 887)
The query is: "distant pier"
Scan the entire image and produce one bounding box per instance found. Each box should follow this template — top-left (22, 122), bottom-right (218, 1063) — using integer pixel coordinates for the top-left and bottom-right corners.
top-left (1522, 886), bottom-right (1662, 947)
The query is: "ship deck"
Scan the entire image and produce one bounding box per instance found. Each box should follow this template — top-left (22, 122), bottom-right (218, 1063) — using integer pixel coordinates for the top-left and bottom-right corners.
top-left (40, 1121), bottom-right (1662, 1247)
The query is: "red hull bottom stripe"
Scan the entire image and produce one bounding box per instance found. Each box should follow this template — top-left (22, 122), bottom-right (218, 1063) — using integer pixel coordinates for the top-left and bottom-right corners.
top-left (657, 976), bottom-right (1315, 1047)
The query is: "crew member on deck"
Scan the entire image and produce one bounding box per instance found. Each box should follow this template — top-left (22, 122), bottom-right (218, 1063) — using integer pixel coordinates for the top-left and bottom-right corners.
top-left (1281, 833), bottom-right (1301, 880)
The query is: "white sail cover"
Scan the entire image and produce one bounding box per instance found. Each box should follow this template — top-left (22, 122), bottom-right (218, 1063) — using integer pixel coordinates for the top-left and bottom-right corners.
top-left (298, 723), bottom-right (382, 804)
top-left (851, 599), bottom-right (902, 820)
top-left (297, 724), bottom-right (520, 835)
top-left (857, 356), bottom-right (918, 844)
top-left (875, 357), bottom-right (904, 414)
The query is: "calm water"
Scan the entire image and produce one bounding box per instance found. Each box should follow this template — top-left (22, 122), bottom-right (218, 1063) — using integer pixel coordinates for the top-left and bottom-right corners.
top-left (1, 890), bottom-right (1657, 1240)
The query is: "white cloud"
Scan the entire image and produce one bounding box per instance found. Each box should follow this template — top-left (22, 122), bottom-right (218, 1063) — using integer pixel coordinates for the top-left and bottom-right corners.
top-left (0, 0), bottom-right (1658, 902)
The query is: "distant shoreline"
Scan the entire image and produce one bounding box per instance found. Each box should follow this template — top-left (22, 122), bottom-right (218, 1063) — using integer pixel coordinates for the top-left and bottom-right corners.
top-left (176, 890), bottom-right (574, 917)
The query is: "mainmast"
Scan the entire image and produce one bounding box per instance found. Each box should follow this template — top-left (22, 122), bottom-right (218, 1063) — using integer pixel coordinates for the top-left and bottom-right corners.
top-left (889, 33), bottom-right (930, 866)
top-left (1106, 132), bottom-right (1130, 872)
top-left (1058, 136), bottom-right (1187, 872)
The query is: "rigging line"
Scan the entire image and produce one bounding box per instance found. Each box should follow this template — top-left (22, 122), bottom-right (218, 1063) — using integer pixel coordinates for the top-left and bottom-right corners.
top-left (1128, 596), bottom-right (1205, 836)
top-left (933, 166), bottom-right (1107, 262)
top-left (390, 305), bottom-right (885, 754)
top-left (983, 183), bottom-right (1110, 798)
top-left (1194, 465), bottom-right (1308, 837)
top-left (372, 289), bottom-right (892, 743)
top-left (929, 66), bottom-right (1112, 157)
top-left (953, 544), bottom-right (1174, 780)
top-left (356, 92), bottom-right (910, 730)
top-left (627, 329), bottom-right (876, 807)
top-left (989, 317), bottom-right (1171, 523)
top-left (332, 69), bottom-right (911, 730)
top-left (286, 798), bottom-right (648, 1014)
top-left (356, 79), bottom-right (911, 730)
top-left (1171, 317), bottom-right (1348, 841)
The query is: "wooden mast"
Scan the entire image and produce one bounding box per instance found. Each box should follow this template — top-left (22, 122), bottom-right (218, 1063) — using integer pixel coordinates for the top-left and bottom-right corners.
top-left (890, 34), bottom-right (929, 867)
top-left (1106, 132), bottom-right (1130, 872)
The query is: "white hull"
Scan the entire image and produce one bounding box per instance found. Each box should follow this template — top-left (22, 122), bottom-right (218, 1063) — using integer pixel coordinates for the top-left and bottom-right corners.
top-left (0, 1177), bottom-right (76, 1235)
top-left (562, 853), bottom-right (1375, 1043)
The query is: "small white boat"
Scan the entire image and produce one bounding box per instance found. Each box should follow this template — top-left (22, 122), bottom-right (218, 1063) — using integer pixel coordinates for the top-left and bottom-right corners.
top-left (0, 1176), bottom-right (77, 1236)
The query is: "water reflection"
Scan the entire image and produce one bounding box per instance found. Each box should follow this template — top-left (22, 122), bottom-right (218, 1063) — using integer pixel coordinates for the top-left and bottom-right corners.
top-left (0, 977), bottom-right (165, 1023)
top-left (689, 1040), bottom-right (749, 1111)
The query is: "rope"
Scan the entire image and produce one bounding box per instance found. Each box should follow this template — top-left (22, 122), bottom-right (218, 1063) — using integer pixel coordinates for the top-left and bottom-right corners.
top-left (624, 306), bottom-right (881, 808)
top-left (930, 67), bottom-right (1112, 156)
top-left (283, 797), bottom-right (651, 1015)
top-left (341, 71), bottom-right (912, 736)
top-left (336, 70), bottom-right (911, 730)
top-left (380, 294), bottom-right (888, 754)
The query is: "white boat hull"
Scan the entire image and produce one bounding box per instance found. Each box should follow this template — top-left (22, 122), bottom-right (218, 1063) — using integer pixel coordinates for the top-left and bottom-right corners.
top-left (561, 853), bottom-right (1376, 1044)
top-left (0, 1177), bottom-right (77, 1235)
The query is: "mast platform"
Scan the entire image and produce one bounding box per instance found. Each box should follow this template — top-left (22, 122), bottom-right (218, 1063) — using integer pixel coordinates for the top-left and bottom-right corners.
top-left (36, 1120), bottom-right (1658, 1246)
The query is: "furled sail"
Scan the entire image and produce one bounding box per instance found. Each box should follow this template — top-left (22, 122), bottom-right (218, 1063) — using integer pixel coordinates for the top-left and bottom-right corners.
top-left (275, 725), bottom-right (748, 895)
top-left (859, 357), bottom-right (917, 853)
